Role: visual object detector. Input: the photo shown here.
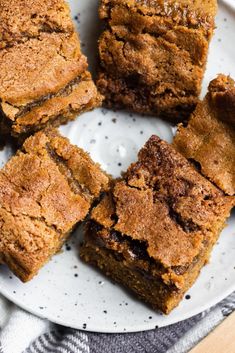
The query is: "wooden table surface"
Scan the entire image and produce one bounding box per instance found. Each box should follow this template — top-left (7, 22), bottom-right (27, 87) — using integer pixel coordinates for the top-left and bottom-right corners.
top-left (190, 311), bottom-right (235, 353)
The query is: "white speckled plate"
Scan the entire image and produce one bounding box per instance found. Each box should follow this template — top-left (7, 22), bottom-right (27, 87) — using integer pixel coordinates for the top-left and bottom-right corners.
top-left (0, 0), bottom-right (235, 333)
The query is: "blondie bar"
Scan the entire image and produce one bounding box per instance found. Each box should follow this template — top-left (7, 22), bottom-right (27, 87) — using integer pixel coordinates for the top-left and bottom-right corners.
top-left (0, 0), bottom-right (102, 140)
top-left (0, 129), bottom-right (109, 282)
top-left (97, 0), bottom-right (217, 122)
top-left (174, 75), bottom-right (235, 195)
top-left (81, 136), bottom-right (234, 314)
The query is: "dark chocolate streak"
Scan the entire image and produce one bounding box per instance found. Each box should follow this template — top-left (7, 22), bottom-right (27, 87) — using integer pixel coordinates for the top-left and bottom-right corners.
top-left (85, 221), bottom-right (180, 292)
top-left (86, 220), bottom-right (194, 277)
top-left (14, 75), bottom-right (84, 119)
top-left (45, 142), bottom-right (93, 201)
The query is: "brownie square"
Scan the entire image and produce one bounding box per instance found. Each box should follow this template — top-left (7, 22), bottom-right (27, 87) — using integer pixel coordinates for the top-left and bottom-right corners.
top-left (81, 136), bottom-right (234, 314)
top-left (97, 0), bottom-right (217, 123)
top-left (0, 0), bottom-right (74, 49)
top-left (0, 0), bottom-right (102, 140)
top-left (0, 129), bottom-right (109, 282)
top-left (174, 74), bottom-right (235, 196)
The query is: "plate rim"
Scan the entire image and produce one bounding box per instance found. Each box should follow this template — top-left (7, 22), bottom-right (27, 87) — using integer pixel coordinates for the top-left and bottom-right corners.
top-left (0, 271), bottom-right (234, 333)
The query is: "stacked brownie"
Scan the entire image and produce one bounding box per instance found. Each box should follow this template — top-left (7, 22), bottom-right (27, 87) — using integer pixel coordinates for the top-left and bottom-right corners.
top-left (97, 0), bottom-right (217, 122)
top-left (0, 0), bottom-right (102, 140)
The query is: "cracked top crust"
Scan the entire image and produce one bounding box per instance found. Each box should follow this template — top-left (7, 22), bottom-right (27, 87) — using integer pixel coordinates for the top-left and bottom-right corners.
top-left (100, 0), bottom-right (217, 32)
top-left (90, 136), bottom-right (233, 269)
top-left (0, 0), bottom-right (74, 48)
top-left (174, 74), bottom-right (235, 196)
top-left (22, 129), bottom-right (110, 200)
top-left (0, 129), bottom-right (110, 279)
top-left (0, 32), bottom-right (86, 107)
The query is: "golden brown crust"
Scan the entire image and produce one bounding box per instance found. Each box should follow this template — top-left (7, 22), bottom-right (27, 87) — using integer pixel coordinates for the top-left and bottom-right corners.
top-left (97, 0), bottom-right (217, 122)
top-left (0, 33), bottom-right (86, 106)
top-left (0, 129), bottom-right (110, 282)
top-left (91, 136), bottom-right (233, 267)
top-left (99, 0), bottom-right (217, 31)
top-left (174, 74), bottom-right (235, 195)
top-left (81, 136), bottom-right (234, 313)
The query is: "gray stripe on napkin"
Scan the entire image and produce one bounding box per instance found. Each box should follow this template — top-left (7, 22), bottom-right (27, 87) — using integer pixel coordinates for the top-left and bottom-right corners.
top-left (25, 330), bottom-right (89, 353)
top-left (221, 291), bottom-right (235, 317)
top-left (87, 312), bottom-right (204, 353)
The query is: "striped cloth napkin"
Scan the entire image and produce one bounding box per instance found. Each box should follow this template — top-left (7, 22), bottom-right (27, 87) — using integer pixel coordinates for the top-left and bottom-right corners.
top-left (0, 292), bottom-right (235, 353)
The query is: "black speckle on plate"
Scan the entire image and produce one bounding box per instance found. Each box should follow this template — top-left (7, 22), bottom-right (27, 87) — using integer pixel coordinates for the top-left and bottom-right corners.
top-left (83, 323), bottom-right (87, 329)
top-left (74, 13), bottom-right (81, 24)
top-left (103, 310), bottom-right (107, 314)
top-left (101, 109), bottom-right (108, 115)
top-left (185, 295), bottom-right (191, 300)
